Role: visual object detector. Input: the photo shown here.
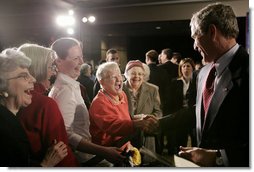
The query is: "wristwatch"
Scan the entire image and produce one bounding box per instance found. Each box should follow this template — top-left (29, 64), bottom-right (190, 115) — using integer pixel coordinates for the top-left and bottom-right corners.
top-left (215, 150), bottom-right (224, 166)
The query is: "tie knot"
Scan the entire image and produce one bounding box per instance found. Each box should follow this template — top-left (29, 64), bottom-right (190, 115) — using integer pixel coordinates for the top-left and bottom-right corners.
top-left (205, 65), bottom-right (216, 89)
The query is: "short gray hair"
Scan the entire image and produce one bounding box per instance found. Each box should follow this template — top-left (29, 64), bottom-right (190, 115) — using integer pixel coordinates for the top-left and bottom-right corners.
top-left (80, 63), bottom-right (91, 76)
top-left (190, 3), bottom-right (239, 39)
top-left (96, 62), bottom-right (119, 81)
top-left (18, 43), bottom-right (56, 83)
top-left (0, 48), bottom-right (31, 92)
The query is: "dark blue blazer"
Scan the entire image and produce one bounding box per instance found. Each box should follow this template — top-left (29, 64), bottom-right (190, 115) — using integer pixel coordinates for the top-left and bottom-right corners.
top-left (195, 46), bottom-right (249, 166)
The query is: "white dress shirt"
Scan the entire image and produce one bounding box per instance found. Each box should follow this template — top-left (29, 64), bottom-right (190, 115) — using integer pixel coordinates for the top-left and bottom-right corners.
top-left (49, 72), bottom-right (93, 163)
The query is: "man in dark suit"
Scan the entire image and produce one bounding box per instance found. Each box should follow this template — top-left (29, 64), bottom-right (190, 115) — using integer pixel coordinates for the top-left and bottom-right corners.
top-left (145, 50), bottom-right (169, 115)
top-left (145, 50), bottom-right (170, 154)
top-left (158, 48), bottom-right (178, 84)
top-left (178, 3), bottom-right (249, 167)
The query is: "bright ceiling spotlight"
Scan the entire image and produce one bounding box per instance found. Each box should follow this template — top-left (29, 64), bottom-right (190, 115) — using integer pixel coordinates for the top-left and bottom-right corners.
top-left (67, 28), bottom-right (74, 35)
top-left (82, 17), bottom-right (88, 23)
top-left (68, 10), bottom-right (74, 15)
top-left (56, 15), bottom-right (75, 27)
top-left (88, 16), bottom-right (96, 23)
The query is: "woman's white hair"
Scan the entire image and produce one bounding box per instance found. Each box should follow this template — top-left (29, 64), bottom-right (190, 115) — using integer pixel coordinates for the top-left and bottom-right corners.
top-left (96, 62), bottom-right (119, 81)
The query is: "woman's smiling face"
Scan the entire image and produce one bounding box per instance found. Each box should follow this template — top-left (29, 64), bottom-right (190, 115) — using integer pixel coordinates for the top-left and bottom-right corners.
top-left (57, 45), bottom-right (84, 79)
top-left (126, 66), bottom-right (144, 90)
top-left (100, 67), bottom-right (123, 97)
top-left (6, 67), bottom-right (35, 109)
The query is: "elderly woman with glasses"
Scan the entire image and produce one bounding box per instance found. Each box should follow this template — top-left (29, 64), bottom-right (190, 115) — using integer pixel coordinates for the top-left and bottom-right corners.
top-left (122, 60), bottom-right (162, 165)
top-left (0, 48), bottom-right (67, 167)
top-left (17, 43), bottom-right (79, 166)
top-left (89, 62), bottom-right (158, 153)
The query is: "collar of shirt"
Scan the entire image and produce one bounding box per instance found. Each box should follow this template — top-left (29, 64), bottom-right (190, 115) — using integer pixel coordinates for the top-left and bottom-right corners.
top-left (57, 72), bottom-right (80, 89)
top-left (178, 77), bottom-right (190, 96)
top-left (215, 43), bottom-right (239, 77)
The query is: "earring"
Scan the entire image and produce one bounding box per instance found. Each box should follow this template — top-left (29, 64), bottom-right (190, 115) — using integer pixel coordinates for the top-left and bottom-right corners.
top-left (3, 92), bottom-right (8, 98)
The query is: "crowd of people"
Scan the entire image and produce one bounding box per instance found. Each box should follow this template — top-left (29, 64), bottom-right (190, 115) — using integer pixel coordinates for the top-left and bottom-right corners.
top-left (0, 3), bottom-right (249, 167)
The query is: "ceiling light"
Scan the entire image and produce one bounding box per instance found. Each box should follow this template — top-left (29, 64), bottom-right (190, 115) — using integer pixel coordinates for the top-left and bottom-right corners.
top-left (88, 16), bottom-right (96, 23)
top-left (82, 17), bottom-right (88, 23)
top-left (56, 15), bottom-right (75, 27)
top-left (67, 28), bottom-right (74, 35)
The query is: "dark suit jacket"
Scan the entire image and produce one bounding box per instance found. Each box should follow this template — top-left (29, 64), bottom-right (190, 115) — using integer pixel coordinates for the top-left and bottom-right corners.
top-left (77, 75), bottom-right (94, 102)
top-left (158, 61), bottom-right (178, 115)
top-left (196, 46), bottom-right (249, 166)
top-left (148, 63), bottom-right (170, 115)
top-left (158, 61), bottom-right (178, 83)
top-left (169, 78), bottom-right (196, 114)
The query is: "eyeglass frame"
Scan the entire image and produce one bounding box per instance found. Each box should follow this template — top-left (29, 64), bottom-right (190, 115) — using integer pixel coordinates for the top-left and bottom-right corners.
top-left (105, 74), bottom-right (126, 81)
top-left (7, 72), bottom-right (33, 81)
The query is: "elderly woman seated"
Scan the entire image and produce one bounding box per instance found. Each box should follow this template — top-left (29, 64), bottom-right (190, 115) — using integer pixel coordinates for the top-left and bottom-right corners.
top-left (0, 48), bottom-right (67, 167)
top-left (89, 62), bottom-right (158, 154)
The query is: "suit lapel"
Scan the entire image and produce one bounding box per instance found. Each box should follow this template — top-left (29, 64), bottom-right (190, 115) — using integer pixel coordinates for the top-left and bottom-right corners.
top-left (203, 67), bottom-right (233, 132)
top-left (196, 65), bottom-right (211, 145)
top-left (201, 46), bottom-right (247, 137)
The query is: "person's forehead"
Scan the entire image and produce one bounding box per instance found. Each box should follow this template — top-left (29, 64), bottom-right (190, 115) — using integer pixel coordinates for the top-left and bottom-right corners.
top-left (67, 45), bottom-right (82, 55)
top-left (106, 67), bottom-right (120, 74)
top-left (108, 53), bottom-right (119, 58)
top-left (128, 66), bottom-right (144, 72)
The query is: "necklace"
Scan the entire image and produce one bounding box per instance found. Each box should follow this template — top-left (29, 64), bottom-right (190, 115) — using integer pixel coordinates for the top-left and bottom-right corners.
top-left (102, 89), bottom-right (120, 104)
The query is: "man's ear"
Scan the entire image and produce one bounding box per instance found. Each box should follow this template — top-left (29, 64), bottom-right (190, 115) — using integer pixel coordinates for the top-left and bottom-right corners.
top-left (209, 24), bottom-right (217, 41)
top-left (98, 78), bottom-right (103, 86)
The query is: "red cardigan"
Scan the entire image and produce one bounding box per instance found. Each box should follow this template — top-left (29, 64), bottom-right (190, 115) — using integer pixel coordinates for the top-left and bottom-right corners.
top-left (89, 90), bottom-right (134, 147)
top-left (18, 83), bottom-right (79, 167)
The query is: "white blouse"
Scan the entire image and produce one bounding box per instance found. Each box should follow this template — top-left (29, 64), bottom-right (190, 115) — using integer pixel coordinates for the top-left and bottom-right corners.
top-left (49, 72), bottom-right (93, 162)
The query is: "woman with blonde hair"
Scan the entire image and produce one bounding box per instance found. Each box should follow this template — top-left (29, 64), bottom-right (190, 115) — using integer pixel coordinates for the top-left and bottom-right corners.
top-left (18, 43), bottom-right (79, 166)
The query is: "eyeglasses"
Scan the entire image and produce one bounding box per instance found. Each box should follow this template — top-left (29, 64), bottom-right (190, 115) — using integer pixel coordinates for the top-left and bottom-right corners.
top-left (130, 72), bottom-right (144, 77)
top-left (106, 74), bottom-right (126, 81)
top-left (7, 72), bottom-right (32, 81)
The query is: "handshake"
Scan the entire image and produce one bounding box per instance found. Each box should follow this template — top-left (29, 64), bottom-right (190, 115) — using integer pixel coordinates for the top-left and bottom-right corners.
top-left (133, 114), bottom-right (159, 134)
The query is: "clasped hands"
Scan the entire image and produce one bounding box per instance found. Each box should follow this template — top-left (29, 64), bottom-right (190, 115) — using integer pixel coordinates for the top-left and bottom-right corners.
top-left (133, 114), bottom-right (159, 134)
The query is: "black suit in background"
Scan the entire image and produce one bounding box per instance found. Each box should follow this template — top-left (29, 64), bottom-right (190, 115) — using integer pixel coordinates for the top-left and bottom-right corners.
top-left (148, 63), bottom-right (169, 115)
top-left (93, 79), bottom-right (100, 99)
top-left (166, 77), bottom-right (197, 154)
top-left (77, 75), bottom-right (94, 102)
top-left (158, 61), bottom-right (178, 83)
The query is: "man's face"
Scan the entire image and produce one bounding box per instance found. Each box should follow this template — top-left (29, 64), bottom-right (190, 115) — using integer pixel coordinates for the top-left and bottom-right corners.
top-left (160, 52), bottom-right (168, 64)
top-left (191, 26), bottom-right (215, 63)
top-left (106, 53), bottom-right (120, 64)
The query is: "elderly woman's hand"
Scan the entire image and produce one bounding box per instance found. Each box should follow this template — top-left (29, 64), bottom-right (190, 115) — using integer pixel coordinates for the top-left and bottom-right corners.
top-left (40, 140), bottom-right (68, 167)
top-left (133, 115), bottom-right (158, 133)
top-left (102, 146), bottom-right (127, 164)
top-left (143, 115), bottom-right (159, 133)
